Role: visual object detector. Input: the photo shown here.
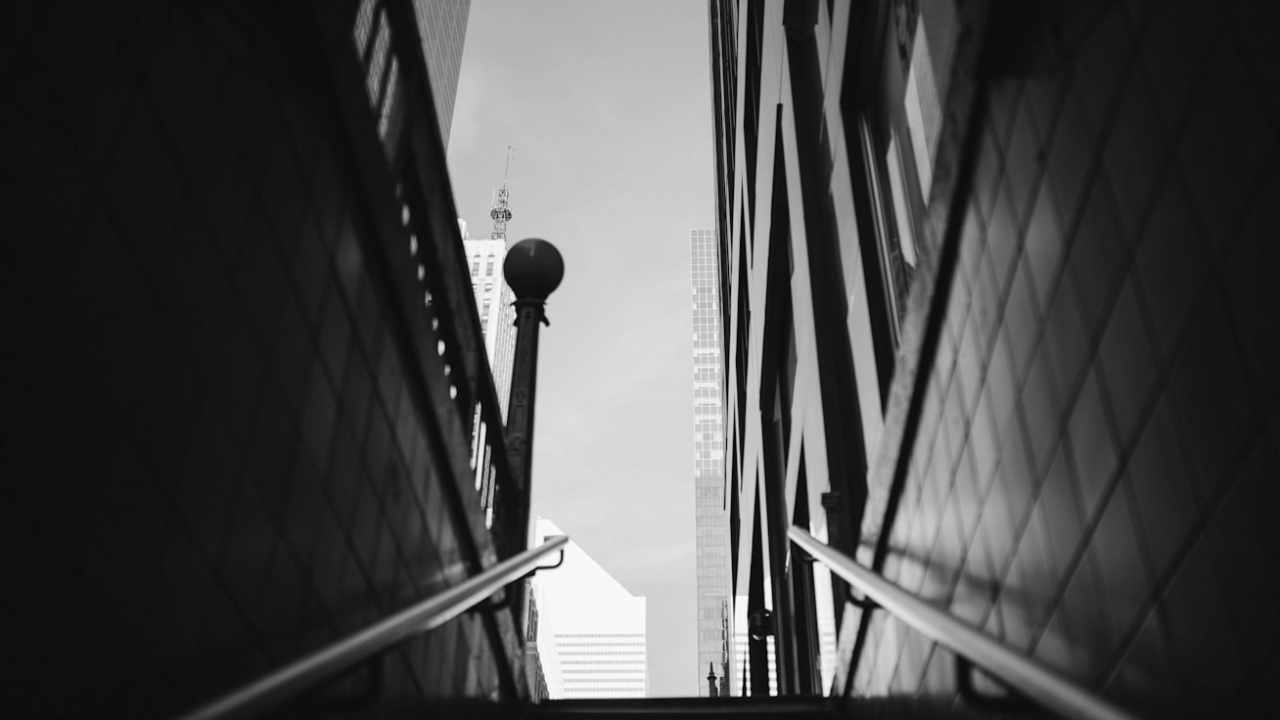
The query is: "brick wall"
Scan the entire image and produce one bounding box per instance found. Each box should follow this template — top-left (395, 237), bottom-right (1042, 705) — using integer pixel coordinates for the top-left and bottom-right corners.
top-left (854, 1), bottom-right (1279, 717)
top-left (4, 2), bottom-right (507, 717)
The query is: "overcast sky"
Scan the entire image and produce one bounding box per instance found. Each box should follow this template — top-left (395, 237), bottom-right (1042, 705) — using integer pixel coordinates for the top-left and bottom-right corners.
top-left (447, 0), bottom-right (715, 698)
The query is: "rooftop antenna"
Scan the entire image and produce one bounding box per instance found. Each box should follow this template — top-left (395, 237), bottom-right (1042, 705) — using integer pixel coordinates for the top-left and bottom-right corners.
top-left (489, 146), bottom-right (514, 240)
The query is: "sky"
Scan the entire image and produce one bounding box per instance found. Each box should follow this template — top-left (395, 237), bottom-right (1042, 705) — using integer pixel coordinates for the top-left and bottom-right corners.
top-left (446, 0), bottom-right (715, 698)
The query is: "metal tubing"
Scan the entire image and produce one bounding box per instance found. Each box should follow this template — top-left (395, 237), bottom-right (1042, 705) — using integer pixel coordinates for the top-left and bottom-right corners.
top-left (788, 528), bottom-right (1141, 720)
top-left (174, 535), bottom-right (570, 720)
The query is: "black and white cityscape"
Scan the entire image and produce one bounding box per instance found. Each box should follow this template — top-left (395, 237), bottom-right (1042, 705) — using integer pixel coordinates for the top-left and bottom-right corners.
top-left (5, 1), bottom-right (1278, 719)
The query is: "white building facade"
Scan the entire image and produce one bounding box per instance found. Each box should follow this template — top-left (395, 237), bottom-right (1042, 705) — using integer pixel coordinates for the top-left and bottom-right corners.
top-left (461, 223), bottom-right (517, 418)
top-left (532, 518), bottom-right (648, 699)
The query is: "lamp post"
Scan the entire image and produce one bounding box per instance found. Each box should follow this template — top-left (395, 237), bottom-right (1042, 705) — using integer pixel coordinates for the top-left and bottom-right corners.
top-left (502, 238), bottom-right (563, 639)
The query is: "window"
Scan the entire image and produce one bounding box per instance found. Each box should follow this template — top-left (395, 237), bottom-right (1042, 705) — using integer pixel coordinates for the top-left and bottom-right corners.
top-left (842, 0), bottom-right (957, 408)
top-left (486, 254), bottom-right (495, 276)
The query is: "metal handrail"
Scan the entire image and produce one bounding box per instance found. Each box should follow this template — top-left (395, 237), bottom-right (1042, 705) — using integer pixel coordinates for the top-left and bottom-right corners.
top-left (788, 528), bottom-right (1140, 720)
top-left (174, 535), bottom-right (570, 720)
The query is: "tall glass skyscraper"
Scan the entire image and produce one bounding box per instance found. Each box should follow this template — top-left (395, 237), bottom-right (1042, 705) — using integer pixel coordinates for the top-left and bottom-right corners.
top-left (691, 229), bottom-right (732, 695)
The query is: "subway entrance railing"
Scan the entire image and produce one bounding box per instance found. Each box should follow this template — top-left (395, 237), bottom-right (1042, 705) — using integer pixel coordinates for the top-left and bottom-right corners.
top-left (789, 528), bottom-right (1141, 720)
top-left (175, 538), bottom-right (568, 720)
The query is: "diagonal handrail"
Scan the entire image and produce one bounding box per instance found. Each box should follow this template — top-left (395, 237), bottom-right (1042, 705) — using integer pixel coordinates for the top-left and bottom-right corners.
top-left (173, 535), bottom-right (569, 720)
top-left (789, 528), bottom-right (1141, 720)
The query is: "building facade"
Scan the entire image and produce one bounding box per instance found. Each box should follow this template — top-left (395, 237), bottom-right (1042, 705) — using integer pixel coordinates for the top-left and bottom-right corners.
top-left (525, 594), bottom-right (551, 701)
top-left (6, 1), bottom-right (525, 716)
top-left (710, 0), bottom-right (1277, 715)
top-left (463, 226), bottom-right (518, 419)
top-left (410, 0), bottom-right (471, 148)
top-left (690, 229), bottom-right (735, 695)
top-left (532, 519), bottom-right (648, 700)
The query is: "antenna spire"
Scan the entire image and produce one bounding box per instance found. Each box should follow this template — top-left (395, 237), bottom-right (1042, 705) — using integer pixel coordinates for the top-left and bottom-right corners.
top-left (489, 146), bottom-right (515, 240)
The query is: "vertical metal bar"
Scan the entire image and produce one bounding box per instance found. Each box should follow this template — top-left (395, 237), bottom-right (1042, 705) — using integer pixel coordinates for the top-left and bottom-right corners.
top-left (501, 238), bottom-right (564, 637)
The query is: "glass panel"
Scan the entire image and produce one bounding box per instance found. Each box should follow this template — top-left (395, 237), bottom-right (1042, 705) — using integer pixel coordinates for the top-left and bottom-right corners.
top-left (352, 0), bottom-right (376, 55)
top-left (903, 21), bottom-right (942, 197)
top-left (365, 11), bottom-right (390, 103)
top-left (885, 132), bottom-right (918, 269)
top-left (377, 57), bottom-right (399, 139)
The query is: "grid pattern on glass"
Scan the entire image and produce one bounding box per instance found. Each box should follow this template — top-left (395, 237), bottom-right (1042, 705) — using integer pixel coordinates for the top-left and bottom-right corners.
top-left (691, 229), bottom-right (733, 695)
top-left (408, 0), bottom-right (470, 148)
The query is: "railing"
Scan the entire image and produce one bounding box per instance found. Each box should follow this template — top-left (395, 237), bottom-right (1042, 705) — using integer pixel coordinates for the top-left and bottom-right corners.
top-left (788, 528), bottom-right (1140, 720)
top-left (174, 536), bottom-right (569, 720)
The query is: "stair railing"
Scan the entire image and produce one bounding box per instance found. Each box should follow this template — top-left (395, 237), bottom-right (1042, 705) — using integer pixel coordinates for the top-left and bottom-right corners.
top-left (174, 535), bottom-right (569, 720)
top-left (788, 528), bottom-right (1140, 720)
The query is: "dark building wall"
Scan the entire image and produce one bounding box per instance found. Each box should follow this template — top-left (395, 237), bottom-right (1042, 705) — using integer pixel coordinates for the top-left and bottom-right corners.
top-left (855, 2), bottom-right (1279, 717)
top-left (411, 0), bottom-right (470, 149)
top-left (710, 0), bottom-right (877, 697)
top-left (4, 2), bottom-right (511, 717)
top-left (711, 0), bottom-right (1278, 716)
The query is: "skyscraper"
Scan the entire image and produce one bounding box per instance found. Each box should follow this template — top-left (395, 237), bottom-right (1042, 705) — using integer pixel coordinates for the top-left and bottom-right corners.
top-left (410, 0), bottom-right (471, 148)
top-left (461, 165), bottom-right (519, 532)
top-left (708, 0), bottom-right (1277, 714)
top-left (690, 229), bottom-right (733, 695)
top-left (463, 224), bottom-right (517, 419)
top-left (532, 519), bottom-right (648, 700)
top-left (461, 150), bottom-right (519, 422)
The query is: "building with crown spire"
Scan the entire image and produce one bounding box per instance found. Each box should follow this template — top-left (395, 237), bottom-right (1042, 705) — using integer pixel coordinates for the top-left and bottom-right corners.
top-left (463, 149), bottom-right (519, 419)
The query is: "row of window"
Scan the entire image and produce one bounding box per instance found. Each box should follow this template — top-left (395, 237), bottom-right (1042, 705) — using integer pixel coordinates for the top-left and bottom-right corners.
top-left (470, 254), bottom-right (497, 277)
top-left (557, 643), bottom-right (645, 648)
